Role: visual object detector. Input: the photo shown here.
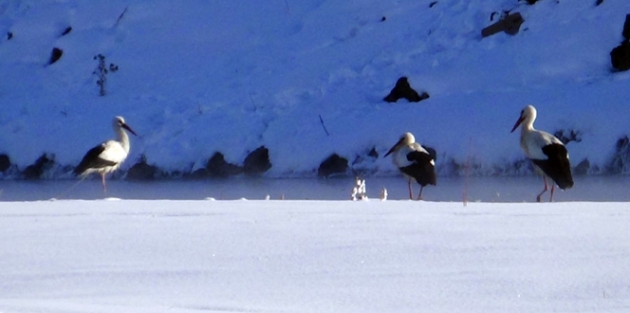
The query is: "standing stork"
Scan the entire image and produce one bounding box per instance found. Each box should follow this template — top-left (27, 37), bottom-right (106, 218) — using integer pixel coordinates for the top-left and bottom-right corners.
top-left (74, 116), bottom-right (137, 192)
top-left (384, 132), bottom-right (437, 200)
top-left (511, 105), bottom-right (573, 202)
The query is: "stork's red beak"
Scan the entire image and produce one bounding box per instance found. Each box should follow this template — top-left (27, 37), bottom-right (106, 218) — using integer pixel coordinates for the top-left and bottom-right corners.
top-left (384, 138), bottom-right (404, 157)
top-left (384, 146), bottom-right (396, 157)
top-left (122, 123), bottom-right (137, 136)
top-left (510, 116), bottom-right (524, 133)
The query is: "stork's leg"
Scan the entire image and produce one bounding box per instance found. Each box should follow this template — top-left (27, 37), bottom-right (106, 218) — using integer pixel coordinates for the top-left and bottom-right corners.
top-left (408, 178), bottom-right (413, 200)
top-left (536, 176), bottom-right (548, 203)
top-left (549, 184), bottom-right (556, 202)
top-left (101, 173), bottom-right (107, 194)
top-left (417, 185), bottom-right (424, 201)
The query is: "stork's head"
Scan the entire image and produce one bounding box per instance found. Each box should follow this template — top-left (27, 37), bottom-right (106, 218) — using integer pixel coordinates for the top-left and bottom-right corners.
top-left (384, 132), bottom-right (415, 157)
top-left (113, 116), bottom-right (137, 136)
top-left (510, 105), bottom-right (537, 133)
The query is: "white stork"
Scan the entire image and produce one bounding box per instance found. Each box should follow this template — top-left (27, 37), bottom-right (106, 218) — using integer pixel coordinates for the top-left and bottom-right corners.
top-left (384, 132), bottom-right (437, 200)
top-left (74, 116), bottom-right (137, 192)
top-left (511, 105), bottom-right (573, 202)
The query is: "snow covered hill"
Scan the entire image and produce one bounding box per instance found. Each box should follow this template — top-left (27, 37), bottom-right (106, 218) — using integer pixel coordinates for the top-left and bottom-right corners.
top-left (1, 0), bottom-right (629, 179)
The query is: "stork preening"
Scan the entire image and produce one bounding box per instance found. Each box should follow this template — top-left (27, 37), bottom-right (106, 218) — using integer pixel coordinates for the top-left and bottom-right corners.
top-left (511, 105), bottom-right (573, 202)
top-left (74, 116), bottom-right (137, 192)
top-left (384, 132), bottom-right (437, 200)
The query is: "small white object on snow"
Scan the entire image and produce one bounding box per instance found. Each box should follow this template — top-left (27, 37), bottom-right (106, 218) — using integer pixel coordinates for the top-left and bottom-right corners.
top-left (351, 177), bottom-right (368, 201)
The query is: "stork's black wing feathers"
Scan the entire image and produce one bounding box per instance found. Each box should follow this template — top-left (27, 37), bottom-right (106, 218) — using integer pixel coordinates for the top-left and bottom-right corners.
top-left (73, 144), bottom-right (117, 175)
top-left (531, 143), bottom-right (574, 190)
top-left (401, 151), bottom-right (437, 186)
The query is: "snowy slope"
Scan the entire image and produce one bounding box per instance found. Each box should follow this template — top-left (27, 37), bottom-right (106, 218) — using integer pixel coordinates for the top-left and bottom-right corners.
top-left (0, 200), bottom-right (629, 313)
top-left (1, 0), bottom-right (629, 178)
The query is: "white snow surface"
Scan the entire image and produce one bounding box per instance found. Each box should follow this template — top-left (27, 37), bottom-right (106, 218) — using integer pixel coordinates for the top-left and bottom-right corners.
top-left (1, 0), bottom-right (630, 177)
top-left (0, 199), bottom-right (629, 313)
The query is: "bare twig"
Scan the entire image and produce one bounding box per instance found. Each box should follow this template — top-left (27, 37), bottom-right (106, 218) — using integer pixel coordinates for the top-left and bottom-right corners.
top-left (318, 114), bottom-right (330, 136)
top-left (114, 6), bottom-right (128, 28)
top-left (249, 92), bottom-right (257, 111)
top-left (463, 137), bottom-right (472, 206)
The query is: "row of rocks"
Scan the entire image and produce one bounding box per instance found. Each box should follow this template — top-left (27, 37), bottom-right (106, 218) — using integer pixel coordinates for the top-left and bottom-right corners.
top-left (0, 146), bottom-right (358, 180)
top-left (1, 142), bottom-right (629, 180)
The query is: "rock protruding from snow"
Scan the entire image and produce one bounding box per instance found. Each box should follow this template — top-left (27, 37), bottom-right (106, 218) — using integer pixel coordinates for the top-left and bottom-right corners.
top-left (318, 154), bottom-right (348, 177)
top-left (0, 154), bottom-right (10, 172)
top-left (610, 41), bottom-right (630, 71)
top-left (384, 77), bottom-right (429, 103)
top-left (243, 146), bottom-right (272, 175)
top-left (608, 136), bottom-right (630, 174)
top-left (610, 15), bottom-right (630, 71)
top-left (22, 154), bottom-right (55, 180)
top-left (48, 48), bottom-right (63, 65)
top-left (127, 157), bottom-right (159, 180)
top-left (481, 12), bottom-right (524, 37)
top-left (206, 152), bottom-right (243, 178)
top-left (623, 14), bottom-right (630, 41)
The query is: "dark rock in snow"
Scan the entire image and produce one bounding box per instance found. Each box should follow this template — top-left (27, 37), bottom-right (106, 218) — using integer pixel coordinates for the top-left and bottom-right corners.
top-left (610, 41), bottom-right (630, 71)
top-left (243, 146), bottom-right (272, 175)
top-left (481, 12), bottom-right (524, 37)
top-left (608, 136), bottom-right (630, 173)
top-left (22, 154), bottom-right (55, 180)
top-left (206, 152), bottom-right (243, 178)
top-left (318, 154), bottom-right (349, 177)
top-left (0, 154), bottom-right (10, 172)
top-left (384, 77), bottom-right (430, 103)
top-left (574, 158), bottom-right (590, 176)
top-left (623, 14), bottom-right (630, 41)
top-left (188, 168), bottom-right (209, 179)
top-left (127, 158), bottom-right (158, 180)
top-left (49, 47), bottom-right (63, 65)
top-left (367, 147), bottom-right (379, 158)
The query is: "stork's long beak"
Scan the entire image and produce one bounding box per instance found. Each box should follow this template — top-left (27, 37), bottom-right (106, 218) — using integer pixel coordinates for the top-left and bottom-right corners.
top-left (122, 123), bottom-right (137, 136)
top-left (510, 115), bottom-right (524, 133)
top-left (384, 138), bottom-right (404, 157)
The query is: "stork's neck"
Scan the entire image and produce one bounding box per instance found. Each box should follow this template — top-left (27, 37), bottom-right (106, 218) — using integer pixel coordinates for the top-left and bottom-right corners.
top-left (520, 116), bottom-right (536, 133)
top-left (117, 127), bottom-right (131, 153)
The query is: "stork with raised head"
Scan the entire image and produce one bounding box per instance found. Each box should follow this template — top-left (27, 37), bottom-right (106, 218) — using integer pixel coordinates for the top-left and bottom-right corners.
top-left (511, 105), bottom-right (573, 202)
top-left (384, 132), bottom-right (437, 200)
top-left (74, 116), bottom-right (137, 192)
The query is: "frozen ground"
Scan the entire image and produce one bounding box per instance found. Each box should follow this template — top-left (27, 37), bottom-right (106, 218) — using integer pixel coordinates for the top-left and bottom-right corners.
top-left (0, 199), bottom-right (629, 313)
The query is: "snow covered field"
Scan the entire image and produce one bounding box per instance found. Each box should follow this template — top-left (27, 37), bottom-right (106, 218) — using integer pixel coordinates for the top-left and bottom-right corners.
top-left (0, 199), bottom-right (629, 313)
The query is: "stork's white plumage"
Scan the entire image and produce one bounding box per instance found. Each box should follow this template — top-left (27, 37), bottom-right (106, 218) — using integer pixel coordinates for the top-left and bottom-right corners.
top-left (74, 116), bottom-right (137, 192)
top-left (511, 105), bottom-right (573, 202)
top-left (384, 132), bottom-right (437, 200)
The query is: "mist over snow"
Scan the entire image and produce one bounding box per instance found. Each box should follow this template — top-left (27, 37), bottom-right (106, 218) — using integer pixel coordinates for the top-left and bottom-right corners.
top-left (1, 0), bottom-right (630, 178)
